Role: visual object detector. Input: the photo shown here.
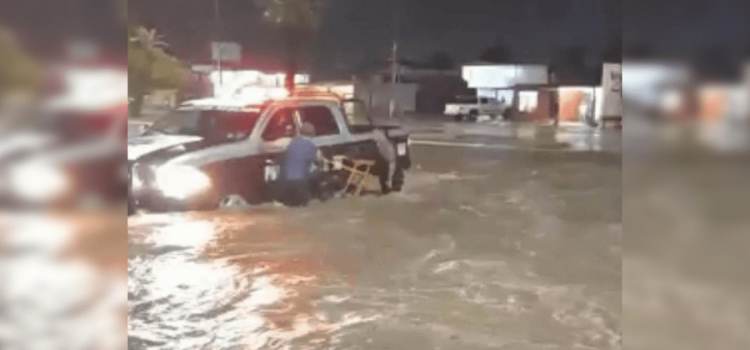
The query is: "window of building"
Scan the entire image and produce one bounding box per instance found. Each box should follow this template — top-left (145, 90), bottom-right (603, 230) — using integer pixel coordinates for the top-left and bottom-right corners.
top-left (519, 91), bottom-right (539, 113)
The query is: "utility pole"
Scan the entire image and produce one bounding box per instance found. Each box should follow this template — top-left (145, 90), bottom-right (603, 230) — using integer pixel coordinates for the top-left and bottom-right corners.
top-left (389, 2), bottom-right (400, 119)
top-left (214, 0), bottom-right (223, 86)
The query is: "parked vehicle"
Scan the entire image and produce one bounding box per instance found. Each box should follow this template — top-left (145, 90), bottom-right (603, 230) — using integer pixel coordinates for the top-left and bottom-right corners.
top-left (127, 97), bottom-right (412, 213)
top-left (444, 96), bottom-right (509, 122)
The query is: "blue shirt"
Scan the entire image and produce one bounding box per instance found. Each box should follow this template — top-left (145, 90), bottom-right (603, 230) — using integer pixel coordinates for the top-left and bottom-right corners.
top-left (282, 137), bottom-right (318, 181)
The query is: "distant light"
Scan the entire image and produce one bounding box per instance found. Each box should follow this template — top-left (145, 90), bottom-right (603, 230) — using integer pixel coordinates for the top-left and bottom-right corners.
top-left (209, 70), bottom-right (307, 104)
top-left (45, 67), bottom-right (128, 112)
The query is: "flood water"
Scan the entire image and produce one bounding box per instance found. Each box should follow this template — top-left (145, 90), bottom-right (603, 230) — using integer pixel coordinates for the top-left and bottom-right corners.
top-left (128, 142), bottom-right (622, 350)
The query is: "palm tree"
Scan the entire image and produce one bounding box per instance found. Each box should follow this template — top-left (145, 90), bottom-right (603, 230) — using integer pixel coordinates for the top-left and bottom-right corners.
top-left (254, 0), bottom-right (326, 91)
top-left (0, 27), bottom-right (41, 94)
top-left (128, 24), bottom-right (185, 117)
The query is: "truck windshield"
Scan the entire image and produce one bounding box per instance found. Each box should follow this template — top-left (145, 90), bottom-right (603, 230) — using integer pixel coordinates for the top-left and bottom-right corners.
top-left (147, 110), bottom-right (261, 139)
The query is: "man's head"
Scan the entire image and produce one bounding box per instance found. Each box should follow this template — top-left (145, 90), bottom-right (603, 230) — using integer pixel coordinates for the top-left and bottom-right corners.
top-left (300, 122), bottom-right (316, 137)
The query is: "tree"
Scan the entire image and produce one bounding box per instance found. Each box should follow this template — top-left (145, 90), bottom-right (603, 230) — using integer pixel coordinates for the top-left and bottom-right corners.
top-left (128, 24), bottom-right (187, 117)
top-left (550, 46), bottom-right (590, 84)
top-left (552, 46), bottom-right (587, 70)
top-left (478, 45), bottom-right (513, 63)
top-left (0, 28), bottom-right (42, 94)
top-left (426, 51), bottom-right (456, 71)
top-left (255, 0), bottom-right (326, 92)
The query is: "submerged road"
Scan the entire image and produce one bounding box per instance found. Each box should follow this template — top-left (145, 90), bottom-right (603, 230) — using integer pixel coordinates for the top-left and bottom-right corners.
top-left (128, 122), bottom-right (622, 350)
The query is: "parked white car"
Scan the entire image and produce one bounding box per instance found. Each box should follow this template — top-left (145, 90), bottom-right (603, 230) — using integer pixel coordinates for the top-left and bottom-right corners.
top-left (444, 96), bottom-right (509, 122)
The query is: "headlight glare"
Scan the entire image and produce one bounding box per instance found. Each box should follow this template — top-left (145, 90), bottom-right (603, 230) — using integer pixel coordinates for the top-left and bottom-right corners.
top-left (9, 162), bottom-right (68, 203)
top-left (155, 165), bottom-right (211, 199)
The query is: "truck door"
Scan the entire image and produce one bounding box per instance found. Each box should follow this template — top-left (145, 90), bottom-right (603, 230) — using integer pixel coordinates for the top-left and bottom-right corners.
top-left (257, 107), bottom-right (300, 199)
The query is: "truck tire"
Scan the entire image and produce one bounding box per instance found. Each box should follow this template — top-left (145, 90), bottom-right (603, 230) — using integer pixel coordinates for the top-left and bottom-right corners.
top-left (394, 168), bottom-right (405, 192)
top-left (454, 114), bottom-right (464, 122)
top-left (468, 110), bottom-right (479, 122)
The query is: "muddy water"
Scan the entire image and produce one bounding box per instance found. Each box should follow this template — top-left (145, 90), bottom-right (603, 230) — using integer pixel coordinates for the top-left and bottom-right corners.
top-left (128, 146), bottom-right (621, 350)
top-left (1, 211), bottom-right (127, 350)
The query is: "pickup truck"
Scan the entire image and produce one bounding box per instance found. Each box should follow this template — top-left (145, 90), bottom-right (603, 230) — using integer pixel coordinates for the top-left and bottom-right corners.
top-left (444, 96), bottom-right (509, 122)
top-left (127, 97), bottom-right (412, 213)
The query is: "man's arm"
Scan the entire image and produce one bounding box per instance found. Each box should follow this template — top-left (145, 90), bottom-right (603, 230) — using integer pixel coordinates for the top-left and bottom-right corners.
top-left (315, 149), bottom-right (325, 163)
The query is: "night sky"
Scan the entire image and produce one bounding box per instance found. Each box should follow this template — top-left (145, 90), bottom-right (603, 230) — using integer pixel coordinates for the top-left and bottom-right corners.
top-left (0, 0), bottom-right (124, 58)
top-left (5, 0), bottom-right (750, 78)
top-left (130, 0), bottom-right (620, 78)
top-left (623, 0), bottom-right (750, 57)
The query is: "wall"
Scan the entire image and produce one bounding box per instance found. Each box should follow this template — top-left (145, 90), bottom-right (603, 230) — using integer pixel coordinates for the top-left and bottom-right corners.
top-left (601, 63), bottom-right (622, 118)
top-left (415, 76), bottom-right (468, 113)
top-left (463, 64), bottom-right (548, 89)
top-left (511, 88), bottom-right (553, 122)
top-left (354, 80), bottom-right (418, 119)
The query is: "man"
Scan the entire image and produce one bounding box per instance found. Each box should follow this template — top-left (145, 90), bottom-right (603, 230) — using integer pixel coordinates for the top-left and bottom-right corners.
top-left (373, 128), bottom-right (397, 194)
top-left (280, 122), bottom-right (323, 206)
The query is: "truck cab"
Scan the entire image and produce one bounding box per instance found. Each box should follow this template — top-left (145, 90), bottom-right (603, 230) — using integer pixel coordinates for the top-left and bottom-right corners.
top-left (128, 97), bottom-right (411, 213)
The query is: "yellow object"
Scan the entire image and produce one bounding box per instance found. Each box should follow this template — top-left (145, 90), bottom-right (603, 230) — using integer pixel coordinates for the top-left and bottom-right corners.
top-left (344, 159), bottom-right (377, 196)
top-left (325, 157), bottom-right (379, 196)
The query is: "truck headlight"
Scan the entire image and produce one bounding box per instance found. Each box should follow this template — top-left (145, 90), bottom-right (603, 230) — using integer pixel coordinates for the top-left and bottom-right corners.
top-left (9, 162), bottom-right (68, 203)
top-left (155, 165), bottom-right (211, 199)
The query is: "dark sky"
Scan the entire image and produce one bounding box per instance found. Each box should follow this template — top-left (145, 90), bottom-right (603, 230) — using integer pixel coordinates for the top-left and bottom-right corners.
top-left (0, 0), bottom-right (125, 60)
top-left (129, 0), bottom-right (620, 79)
top-left (623, 0), bottom-right (750, 57)
top-left (7, 1), bottom-right (750, 78)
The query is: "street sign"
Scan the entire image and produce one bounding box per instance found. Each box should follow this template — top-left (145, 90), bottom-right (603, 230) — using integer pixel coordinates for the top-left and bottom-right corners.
top-left (211, 42), bottom-right (241, 62)
top-left (67, 40), bottom-right (99, 61)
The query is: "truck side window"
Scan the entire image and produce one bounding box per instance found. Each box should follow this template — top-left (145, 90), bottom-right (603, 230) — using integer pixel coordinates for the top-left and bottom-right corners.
top-left (300, 106), bottom-right (340, 136)
top-left (263, 107), bottom-right (297, 141)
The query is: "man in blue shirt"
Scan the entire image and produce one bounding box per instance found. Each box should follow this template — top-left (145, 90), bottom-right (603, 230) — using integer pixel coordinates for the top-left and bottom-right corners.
top-left (280, 122), bottom-right (323, 206)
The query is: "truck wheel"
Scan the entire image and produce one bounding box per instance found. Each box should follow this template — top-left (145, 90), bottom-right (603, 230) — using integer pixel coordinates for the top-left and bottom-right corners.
top-left (392, 166), bottom-right (405, 192)
top-left (219, 194), bottom-right (249, 209)
top-left (468, 110), bottom-right (479, 122)
top-left (454, 114), bottom-right (464, 122)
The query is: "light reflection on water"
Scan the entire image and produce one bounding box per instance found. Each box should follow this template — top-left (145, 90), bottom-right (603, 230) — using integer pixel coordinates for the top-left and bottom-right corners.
top-left (128, 216), bottom-right (341, 350)
top-left (128, 155), bottom-right (621, 349)
top-left (128, 211), bottom-right (621, 350)
top-left (1, 213), bottom-right (126, 350)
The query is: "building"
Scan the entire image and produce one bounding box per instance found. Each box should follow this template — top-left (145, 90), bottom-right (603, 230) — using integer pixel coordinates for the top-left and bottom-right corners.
top-left (461, 62), bottom-right (551, 121)
top-left (460, 62), bottom-right (621, 124)
top-left (377, 60), bottom-right (468, 114)
top-left (299, 78), bottom-right (418, 120)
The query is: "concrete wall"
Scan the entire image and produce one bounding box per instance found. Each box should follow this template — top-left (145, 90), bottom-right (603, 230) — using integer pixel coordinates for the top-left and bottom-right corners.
top-left (511, 88), bottom-right (554, 122)
top-left (354, 80), bottom-right (418, 119)
top-left (463, 64), bottom-right (549, 89)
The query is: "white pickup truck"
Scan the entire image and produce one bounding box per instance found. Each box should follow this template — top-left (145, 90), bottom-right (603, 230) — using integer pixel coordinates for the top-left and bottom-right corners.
top-left (444, 96), bottom-right (509, 122)
top-left (128, 97), bottom-right (412, 213)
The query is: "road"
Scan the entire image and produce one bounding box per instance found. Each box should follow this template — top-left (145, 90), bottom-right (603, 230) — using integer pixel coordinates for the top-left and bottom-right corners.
top-left (127, 121), bottom-right (622, 350)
